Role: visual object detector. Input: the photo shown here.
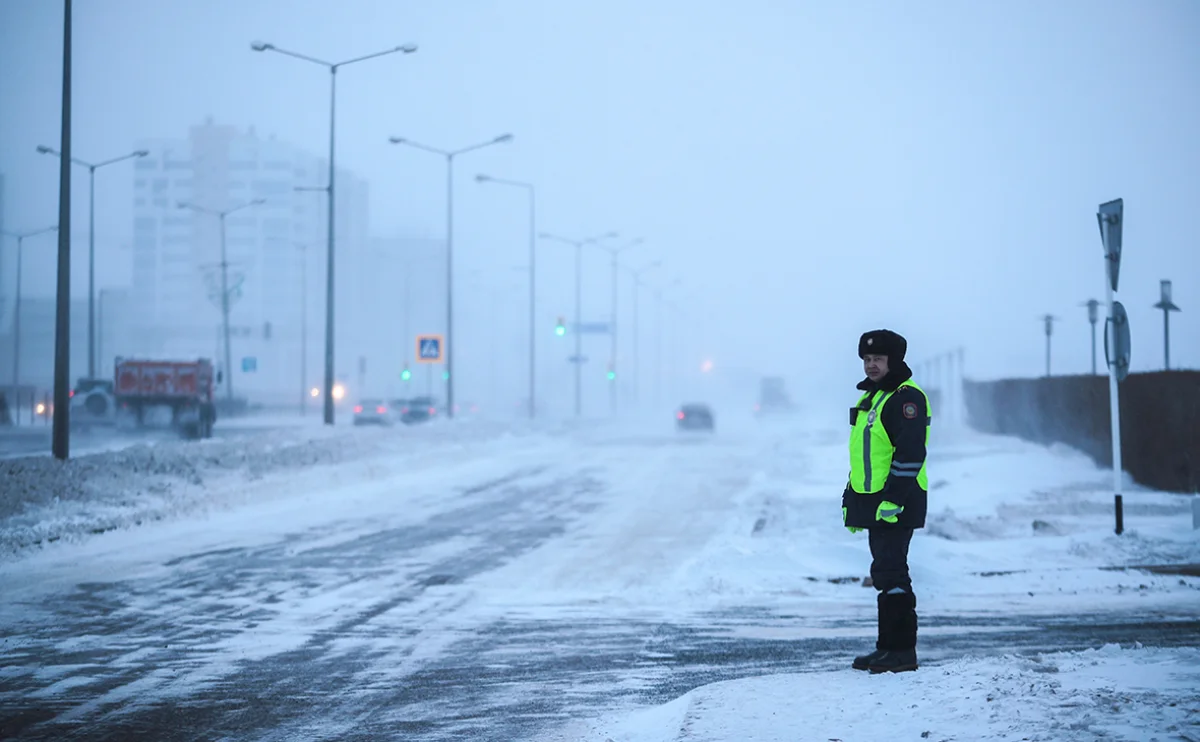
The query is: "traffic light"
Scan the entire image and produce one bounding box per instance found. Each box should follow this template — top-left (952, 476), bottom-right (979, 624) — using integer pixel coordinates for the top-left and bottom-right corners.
top-left (606, 363), bottom-right (616, 381)
top-left (442, 370), bottom-right (450, 381)
top-left (555, 316), bottom-right (566, 337)
top-left (401, 367), bottom-right (411, 382)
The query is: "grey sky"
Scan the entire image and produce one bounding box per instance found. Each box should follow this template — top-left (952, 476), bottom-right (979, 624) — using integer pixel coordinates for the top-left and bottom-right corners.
top-left (1, 0), bottom-right (1197, 387)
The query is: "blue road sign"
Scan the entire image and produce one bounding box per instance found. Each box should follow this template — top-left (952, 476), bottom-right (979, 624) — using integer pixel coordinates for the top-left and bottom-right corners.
top-left (416, 334), bottom-right (443, 364)
top-left (573, 322), bottom-right (611, 334)
top-left (242, 357), bottom-right (257, 372)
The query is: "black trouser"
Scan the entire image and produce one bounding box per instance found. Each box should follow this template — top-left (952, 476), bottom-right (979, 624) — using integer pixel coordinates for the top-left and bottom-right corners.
top-left (868, 528), bottom-right (918, 651)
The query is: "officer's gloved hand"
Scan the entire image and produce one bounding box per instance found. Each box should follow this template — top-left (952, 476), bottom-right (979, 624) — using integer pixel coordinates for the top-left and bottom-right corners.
top-left (875, 500), bottom-right (904, 523)
top-left (843, 506), bottom-right (862, 534)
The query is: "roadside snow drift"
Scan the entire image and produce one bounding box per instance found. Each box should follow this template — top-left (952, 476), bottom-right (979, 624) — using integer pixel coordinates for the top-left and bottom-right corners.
top-left (568, 644), bottom-right (1200, 742)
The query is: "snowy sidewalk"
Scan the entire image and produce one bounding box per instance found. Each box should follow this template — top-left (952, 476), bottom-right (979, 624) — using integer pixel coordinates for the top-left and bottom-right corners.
top-left (566, 644), bottom-right (1200, 742)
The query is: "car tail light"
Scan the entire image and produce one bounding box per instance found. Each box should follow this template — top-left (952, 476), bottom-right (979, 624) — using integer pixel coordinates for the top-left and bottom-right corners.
top-left (402, 407), bottom-right (409, 414)
top-left (677, 411), bottom-right (685, 420)
top-left (69, 390), bottom-right (75, 398)
top-left (428, 407), bottom-right (436, 415)
top-left (376, 406), bottom-right (386, 414)
top-left (354, 405), bottom-right (363, 413)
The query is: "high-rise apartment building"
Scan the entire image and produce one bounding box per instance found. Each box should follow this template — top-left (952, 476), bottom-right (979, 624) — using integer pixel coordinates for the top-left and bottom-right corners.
top-left (129, 118), bottom-right (370, 406)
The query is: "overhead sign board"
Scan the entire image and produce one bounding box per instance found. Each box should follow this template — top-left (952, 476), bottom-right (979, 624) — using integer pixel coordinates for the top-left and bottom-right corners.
top-left (416, 334), bottom-right (443, 364)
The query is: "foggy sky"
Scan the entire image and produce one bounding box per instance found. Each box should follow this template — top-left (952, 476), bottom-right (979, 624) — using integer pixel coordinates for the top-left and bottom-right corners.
top-left (1, 0), bottom-right (1198, 389)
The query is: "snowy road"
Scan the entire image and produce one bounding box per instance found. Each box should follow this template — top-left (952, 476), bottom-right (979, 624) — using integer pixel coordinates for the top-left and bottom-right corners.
top-left (1, 416), bottom-right (1197, 740)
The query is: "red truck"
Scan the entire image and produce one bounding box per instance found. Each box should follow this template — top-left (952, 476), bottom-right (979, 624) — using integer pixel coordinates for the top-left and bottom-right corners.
top-left (114, 357), bottom-right (218, 439)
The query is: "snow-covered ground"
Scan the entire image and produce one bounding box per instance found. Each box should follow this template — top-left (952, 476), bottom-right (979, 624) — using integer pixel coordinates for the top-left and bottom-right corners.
top-left (1, 411), bottom-right (1196, 740)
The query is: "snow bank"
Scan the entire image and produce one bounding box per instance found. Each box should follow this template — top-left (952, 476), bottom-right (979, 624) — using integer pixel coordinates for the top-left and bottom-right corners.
top-left (568, 643), bottom-right (1200, 742)
top-left (0, 419), bottom-right (537, 559)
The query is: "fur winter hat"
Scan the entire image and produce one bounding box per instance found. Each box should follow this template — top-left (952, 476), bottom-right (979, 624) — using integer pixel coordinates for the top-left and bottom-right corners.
top-left (858, 329), bottom-right (907, 361)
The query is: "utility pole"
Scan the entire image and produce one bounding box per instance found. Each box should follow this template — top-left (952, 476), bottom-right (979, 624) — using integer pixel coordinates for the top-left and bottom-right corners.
top-left (51, 0), bottom-right (73, 461)
top-left (1152, 280), bottom-right (1181, 370)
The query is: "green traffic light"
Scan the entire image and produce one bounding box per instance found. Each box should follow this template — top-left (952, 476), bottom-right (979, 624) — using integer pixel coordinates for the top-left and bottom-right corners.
top-left (401, 369), bottom-right (411, 381)
top-left (442, 371), bottom-right (450, 380)
top-left (606, 371), bottom-right (616, 381)
top-left (555, 325), bottom-right (565, 337)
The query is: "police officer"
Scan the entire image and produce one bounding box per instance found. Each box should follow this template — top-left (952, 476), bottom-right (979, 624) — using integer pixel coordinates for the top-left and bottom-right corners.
top-left (842, 329), bottom-right (929, 674)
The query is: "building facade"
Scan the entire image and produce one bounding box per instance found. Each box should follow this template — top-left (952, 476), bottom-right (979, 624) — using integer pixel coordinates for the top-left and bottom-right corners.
top-left (128, 118), bottom-right (371, 407)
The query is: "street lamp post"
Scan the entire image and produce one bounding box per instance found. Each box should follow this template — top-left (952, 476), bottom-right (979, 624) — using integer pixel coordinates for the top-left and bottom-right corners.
top-left (254, 40), bottom-right (418, 425)
top-left (297, 242), bottom-right (309, 416)
top-left (1041, 314), bottom-right (1058, 377)
top-left (36, 145), bottom-right (147, 378)
top-left (539, 231), bottom-right (618, 417)
top-left (626, 260), bottom-right (660, 408)
top-left (1, 227), bottom-right (58, 386)
top-left (476, 173), bottom-right (537, 419)
top-left (1081, 299), bottom-right (1101, 375)
top-left (178, 199), bottom-right (265, 401)
top-left (597, 238), bottom-right (641, 415)
top-left (388, 135), bottom-right (514, 419)
top-left (1152, 280), bottom-right (1181, 371)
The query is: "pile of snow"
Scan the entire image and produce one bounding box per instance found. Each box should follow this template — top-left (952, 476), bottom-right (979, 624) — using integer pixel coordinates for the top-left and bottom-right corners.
top-left (564, 644), bottom-right (1200, 742)
top-left (0, 418), bottom-right (544, 558)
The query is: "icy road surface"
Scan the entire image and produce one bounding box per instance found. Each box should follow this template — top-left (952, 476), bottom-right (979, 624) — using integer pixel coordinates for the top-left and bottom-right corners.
top-left (1, 414), bottom-right (1197, 740)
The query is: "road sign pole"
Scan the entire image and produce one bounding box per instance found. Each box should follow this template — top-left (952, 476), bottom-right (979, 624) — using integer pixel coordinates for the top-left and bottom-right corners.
top-left (1098, 199), bottom-right (1124, 535)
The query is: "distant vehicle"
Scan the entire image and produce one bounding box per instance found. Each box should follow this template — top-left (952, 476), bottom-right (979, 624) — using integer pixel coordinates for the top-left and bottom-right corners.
top-left (401, 395), bottom-right (439, 425)
top-left (69, 377), bottom-right (117, 429)
top-left (755, 376), bottom-right (794, 415)
top-left (353, 398), bottom-right (394, 426)
top-left (114, 357), bottom-right (218, 439)
top-left (676, 403), bottom-right (715, 432)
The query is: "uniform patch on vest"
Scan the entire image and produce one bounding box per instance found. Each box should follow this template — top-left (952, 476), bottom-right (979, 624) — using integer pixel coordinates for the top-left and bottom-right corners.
top-left (902, 402), bottom-right (918, 419)
top-left (867, 410), bottom-right (876, 424)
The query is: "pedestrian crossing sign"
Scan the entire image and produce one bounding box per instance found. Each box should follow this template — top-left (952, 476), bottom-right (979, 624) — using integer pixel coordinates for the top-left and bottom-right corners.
top-left (416, 334), bottom-right (443, 363)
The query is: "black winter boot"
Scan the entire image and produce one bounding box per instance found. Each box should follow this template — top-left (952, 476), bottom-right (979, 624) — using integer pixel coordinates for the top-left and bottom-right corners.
top-left (869, 591), bottom-right (918, 674)
top-left (852, 593), bottom-right (890, 671)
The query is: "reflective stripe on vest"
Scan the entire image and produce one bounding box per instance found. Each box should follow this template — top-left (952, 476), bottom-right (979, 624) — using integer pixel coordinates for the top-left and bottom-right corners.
top-left (847, 380), bottom-right (931, 494)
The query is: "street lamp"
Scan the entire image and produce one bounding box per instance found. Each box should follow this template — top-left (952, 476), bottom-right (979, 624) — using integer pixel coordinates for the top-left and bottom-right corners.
top-left (596, 237), bottom-right (642, 415)
top-left (1, 226), bottom-right (58, 386)
top-left (1041, 314), bottom-right (1058, 377)
top-left (177, 199), bottom-right (265, 401)
top-left (625, 259), bottom-right (660, 407)
top-left (1152, 280), bottom-right (1181, 370)
top-left (253, 40), bottom-right (418, 426)
top-left (1081, 299), bottom-right (1101, 375)
top-left (539, 231), bottom-right (618, 417)
top-left (476, 173), bottom-right (537, 419)
top-left (388, 134), bottom-right (514, 419)
top-left (35, 145), bottom-right (148, 378)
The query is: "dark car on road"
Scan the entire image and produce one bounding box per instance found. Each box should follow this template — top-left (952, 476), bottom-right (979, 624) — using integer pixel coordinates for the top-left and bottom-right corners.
top-left (401, 395), bottom-right (440, 425)
top-left (676, 403), bottom-right (714, 432)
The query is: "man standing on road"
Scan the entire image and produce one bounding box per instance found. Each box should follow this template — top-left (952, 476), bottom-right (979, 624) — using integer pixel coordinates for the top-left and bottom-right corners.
top-left (842, 329), bottom-right (930, 674)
